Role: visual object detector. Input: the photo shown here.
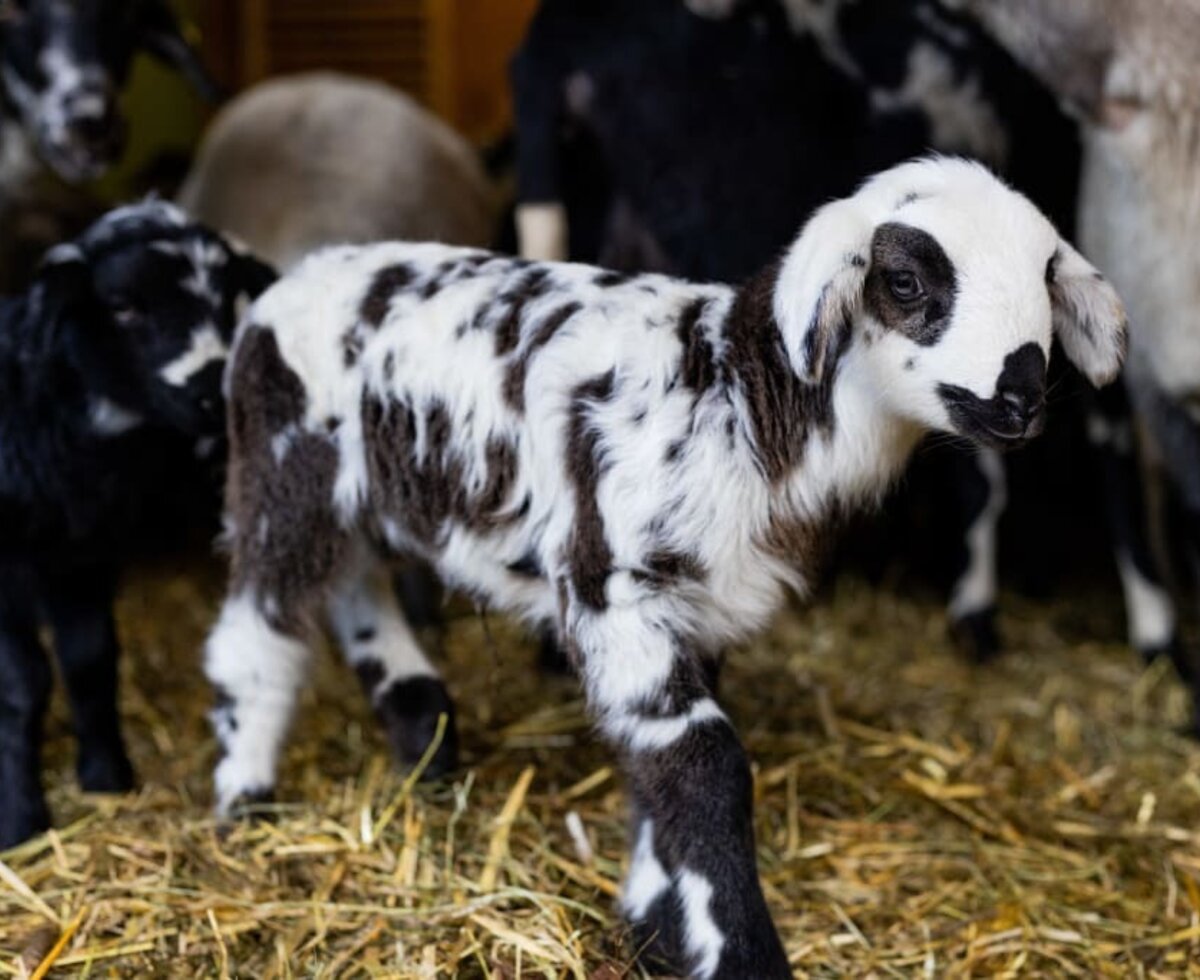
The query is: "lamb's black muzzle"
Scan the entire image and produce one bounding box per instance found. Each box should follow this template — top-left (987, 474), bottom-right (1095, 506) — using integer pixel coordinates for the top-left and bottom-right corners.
top-left (939, 343), bottom-right (1048, 449)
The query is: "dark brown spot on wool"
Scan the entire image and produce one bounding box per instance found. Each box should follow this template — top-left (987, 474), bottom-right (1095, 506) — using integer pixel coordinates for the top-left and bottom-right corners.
top-left (341, 329), bottom-right (364, 368)
top-left (627, 647), bottom-right (714, 720)
top-left (565, 371), bottom-right (616, 611)
top-left (677, 296), bottom-right (716, 395)
top-left (359, 263), bottom-right (414, 328)
top-left (360, 394), bottom-right (522, 548)
top-left (864, 223), bottom-right (957, 347)
top-left (494, 266), bottom-right (555, 356)
top-left (503, 301), bottom-right (582, 411)
top-left (382, 351), bottom-right (396, 381)
top-left (634, 548), bottom-right (706, 587)
top-left (721, 263), bottom-right (850, 482)
top-left (226, 327), bottom-right (347, 633)
top-left (755, 508), bottom-right (836, 580)
top-left (594, 269), bottom-right (633, 288)
top-left (506, 551), bottom-right (543, 578)
top-left (665, 439), bottom-right (685, 464)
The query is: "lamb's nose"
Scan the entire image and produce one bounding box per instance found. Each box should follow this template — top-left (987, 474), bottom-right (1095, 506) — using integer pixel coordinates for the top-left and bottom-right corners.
top-left (996, 385), bottom-right (1045, 433)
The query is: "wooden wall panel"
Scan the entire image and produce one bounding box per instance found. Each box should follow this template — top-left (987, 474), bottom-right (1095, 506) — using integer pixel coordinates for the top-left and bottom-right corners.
top-left (198, 0), bottom-right (537, 143)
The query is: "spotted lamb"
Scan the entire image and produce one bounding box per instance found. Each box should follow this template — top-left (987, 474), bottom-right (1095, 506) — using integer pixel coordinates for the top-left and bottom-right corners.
top-left (206, 158), bottom-right (1126, 979)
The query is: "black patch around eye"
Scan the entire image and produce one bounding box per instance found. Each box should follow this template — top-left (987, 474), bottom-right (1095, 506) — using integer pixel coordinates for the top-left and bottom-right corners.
top-left (865, 222), bottom-right (958, 347)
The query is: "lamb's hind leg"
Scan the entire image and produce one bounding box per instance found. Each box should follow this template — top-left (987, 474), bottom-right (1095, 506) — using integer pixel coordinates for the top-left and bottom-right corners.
top-left (327, 548), bottom-right (458, 779)
top-left (206, 324), bottom-right (352, 815)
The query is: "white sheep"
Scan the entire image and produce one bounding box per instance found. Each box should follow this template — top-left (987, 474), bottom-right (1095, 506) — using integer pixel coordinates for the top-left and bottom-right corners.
top-left (177, 71), bottom-right (500, 270)
top-left (204, 158), bottom-right (1126, 979)
top-left (964, 0), bottom-right (1200, 719)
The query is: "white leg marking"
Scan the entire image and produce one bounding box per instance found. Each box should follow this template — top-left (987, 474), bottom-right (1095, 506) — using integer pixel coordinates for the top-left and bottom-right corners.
top-left (677, 867), bottom-right (725, 980)
top-left (949, 449), bottom-right (1006, 620)
top-left (325, 554), bottom-right (437, 688)
top-left (205, 592), bottom-right (311, 814)
top-left (1116, 553), bottom-right (1176, 651)
top-left (622, 818), bottom-right (671, 921)
top-left (604, 698), bottom-right (727, 752)
top-left (160, 325), bottom-right (228, 386)
top-left (516, 202), bottom-right (569, 262)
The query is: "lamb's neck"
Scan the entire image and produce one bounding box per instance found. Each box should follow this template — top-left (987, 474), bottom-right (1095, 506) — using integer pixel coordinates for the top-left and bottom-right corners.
top-left (719, 264), bottom-right (922, 526)
top-left (771, 345), bottom-right (923, 526)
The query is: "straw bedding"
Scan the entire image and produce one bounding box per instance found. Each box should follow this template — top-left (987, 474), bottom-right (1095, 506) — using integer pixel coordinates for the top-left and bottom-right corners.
top-left (2, 553), bottom-right (1199, 978)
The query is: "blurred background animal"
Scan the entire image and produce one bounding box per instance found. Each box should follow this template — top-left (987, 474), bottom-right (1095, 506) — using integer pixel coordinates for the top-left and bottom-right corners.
top-left (0, 0), bottom-right (217, 290)
top-left (963, 0), bottom-right (1200, 721)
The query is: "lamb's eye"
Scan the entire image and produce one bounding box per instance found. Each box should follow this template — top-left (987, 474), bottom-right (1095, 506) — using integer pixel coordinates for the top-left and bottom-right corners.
top-left (887, 271), bottom-right (925, 304)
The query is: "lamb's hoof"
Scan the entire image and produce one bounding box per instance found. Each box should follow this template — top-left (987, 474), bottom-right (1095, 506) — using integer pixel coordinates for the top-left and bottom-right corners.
top-left (78, 747), bottom-right (135, 794)
top-left (1140, 637), bottom-right (1197, 686)
top-left (377, 676), bottom-right (459, 780)
top-left (215, 787), bottom-right (278, 838)
top-left (628, 897), bottom-right (685, 978)
top-left (951, 608), bottom-right (1001, 664)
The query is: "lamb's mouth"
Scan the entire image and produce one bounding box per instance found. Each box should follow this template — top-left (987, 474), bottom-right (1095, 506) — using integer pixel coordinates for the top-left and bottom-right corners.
top-left (937, 383), bottom-right (1046, 450)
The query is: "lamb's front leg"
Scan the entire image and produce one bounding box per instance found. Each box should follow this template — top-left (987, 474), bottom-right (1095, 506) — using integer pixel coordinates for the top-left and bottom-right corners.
top-left (568, 599), bottom-right (790, 979)
top-left (0, 575), bottom-right (53, 849)
top-left (42, 565), bottom-right (133, 793)
top-left (326, 551), bottom-right (458, 779)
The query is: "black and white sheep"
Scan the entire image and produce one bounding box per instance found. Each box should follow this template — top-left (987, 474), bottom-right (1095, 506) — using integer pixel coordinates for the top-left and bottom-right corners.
top-left (963, 0), bottom-right (1200, 718)
top-left (0, 200), bottom-right (274, 850)
top-left (177, 72), bottom-right (500, 272)
top-left (510, 0), bottom-right (1084, 662)
top-left (206, 158), bottom-right (1126, 979)
top-left (0, 0), bottom-right (217, 289)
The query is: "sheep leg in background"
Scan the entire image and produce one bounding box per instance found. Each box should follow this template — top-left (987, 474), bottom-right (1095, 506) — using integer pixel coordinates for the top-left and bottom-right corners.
top-left (42, 565), bottom-right (134, 794)
top-left (509, 8), bottom-right (571, 263)
top-left (516, 203), bottom-right (570, 263)
top-left (1128, 377), bottom-right (1200, 727)
top-left (0, 571), bottom-right (53, 849)
top-left (565, 595), bottom-right (790, 980)
top-left (946, 448), bottom-right (1007, 662)
top-left (1088, 382), bottom-right (1184, 676)
top-left (327, 549), bottom-right (458, 779)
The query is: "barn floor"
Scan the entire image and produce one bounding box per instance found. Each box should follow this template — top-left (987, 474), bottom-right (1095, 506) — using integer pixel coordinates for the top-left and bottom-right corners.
top-left (2, 555), bottom-right (1200, 978)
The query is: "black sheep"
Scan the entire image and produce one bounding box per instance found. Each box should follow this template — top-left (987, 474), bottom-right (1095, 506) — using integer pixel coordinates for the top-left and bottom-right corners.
top-left (0, 200), bottom-right (274, 849)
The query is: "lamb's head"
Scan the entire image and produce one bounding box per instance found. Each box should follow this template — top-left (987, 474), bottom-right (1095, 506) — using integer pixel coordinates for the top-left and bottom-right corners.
top-left (776, 157), bottom-right (1127, 450)
top-left (30, 200), bottom-right (276, 436)
top-left (0, 0), bottom-right (217, 182)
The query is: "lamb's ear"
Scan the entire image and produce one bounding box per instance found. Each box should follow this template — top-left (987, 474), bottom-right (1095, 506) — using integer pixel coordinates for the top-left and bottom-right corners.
top-left (136, 1), bottom-right (222, 102)
top-left (1048, 239), bottom-right (1128, 388)
top-left (27, 243), bottom-right (93, 360)
top-left (230, 249), bottom-right (278, 303)
top-left (777, 199), bottom-right (872, 383)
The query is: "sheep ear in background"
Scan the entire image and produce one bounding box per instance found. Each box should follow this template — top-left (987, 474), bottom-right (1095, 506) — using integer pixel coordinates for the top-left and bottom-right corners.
top-left (776, 200), bottom-right (871, 384)
top-left (135, 0), bottom-right (222, 103)
top-left (1047, 239), bottom-right (1128, 388)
